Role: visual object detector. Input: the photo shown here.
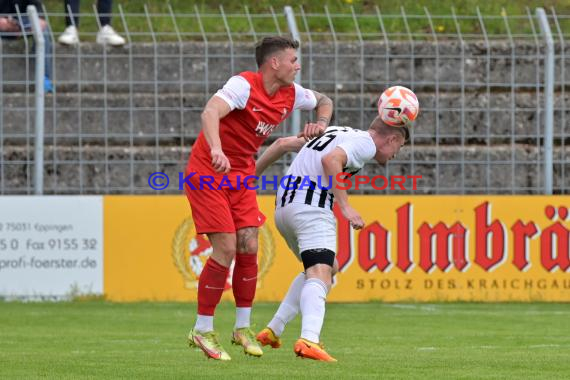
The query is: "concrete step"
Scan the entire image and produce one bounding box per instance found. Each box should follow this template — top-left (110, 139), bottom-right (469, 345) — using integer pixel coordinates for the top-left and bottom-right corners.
top-left (2, 92), bottom-right (568, 144)
top-left (2, 40), bottom-right (568, 94)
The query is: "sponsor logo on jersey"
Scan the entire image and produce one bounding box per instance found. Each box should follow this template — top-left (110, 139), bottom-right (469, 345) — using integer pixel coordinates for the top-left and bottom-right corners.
top-left (255, 121), bottom-right (279, 137)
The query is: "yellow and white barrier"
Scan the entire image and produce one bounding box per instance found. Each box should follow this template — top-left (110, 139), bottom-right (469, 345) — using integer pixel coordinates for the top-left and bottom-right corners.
top-left (104, 195), bottom-right (570, 302)
top-left (1, 195), bottom-right (568, 301)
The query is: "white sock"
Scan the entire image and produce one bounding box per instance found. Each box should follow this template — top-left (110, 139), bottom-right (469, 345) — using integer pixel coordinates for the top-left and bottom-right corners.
top-left (267, 272), bottom-right (305, 337)
top-left (194, 314), bottom-right (214, 333)
top-left (235, 307), bottom-right (251, 329)
top-left (300, 278), bottom-right (328, 343)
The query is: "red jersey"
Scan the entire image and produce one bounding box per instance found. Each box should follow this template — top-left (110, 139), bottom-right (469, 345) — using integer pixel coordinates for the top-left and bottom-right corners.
top-left (187, 71), bottom-right (317, 177)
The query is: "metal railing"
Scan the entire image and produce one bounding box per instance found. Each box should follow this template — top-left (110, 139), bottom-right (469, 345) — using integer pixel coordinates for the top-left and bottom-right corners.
top-left (0, 6), bottom-right (568, 195)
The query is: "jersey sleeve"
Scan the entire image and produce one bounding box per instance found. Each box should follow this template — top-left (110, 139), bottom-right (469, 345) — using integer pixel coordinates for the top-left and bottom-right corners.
top-left (293, 83), bottom-right (317, 110)
top-left (337, 134), bottom-right (377, 169)
top-left (214, 75), bottom-right (251, 110)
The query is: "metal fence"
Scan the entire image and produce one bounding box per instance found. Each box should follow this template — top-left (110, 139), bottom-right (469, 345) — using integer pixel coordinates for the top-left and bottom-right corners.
top-left (1, 6), bottom-right (569, 195)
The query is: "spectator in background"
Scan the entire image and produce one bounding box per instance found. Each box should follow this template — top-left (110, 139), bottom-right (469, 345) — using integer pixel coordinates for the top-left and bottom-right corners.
top-left (0, 0), bottom-right (53, 92)
top-left (58, 0), bottom-right (125, 46)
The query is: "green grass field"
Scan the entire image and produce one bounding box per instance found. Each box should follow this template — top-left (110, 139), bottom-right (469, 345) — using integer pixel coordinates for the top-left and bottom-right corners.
top-left (38, 0), bottom-right (570, 41)
top-left (1, 301), bottom-right (569, 379)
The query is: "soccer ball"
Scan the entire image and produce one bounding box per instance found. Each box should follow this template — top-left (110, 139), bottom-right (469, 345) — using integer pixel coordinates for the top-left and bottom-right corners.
top-left (377, 86), bottom-right (419, 127)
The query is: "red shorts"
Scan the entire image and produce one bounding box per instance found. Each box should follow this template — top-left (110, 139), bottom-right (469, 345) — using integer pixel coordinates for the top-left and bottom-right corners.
top-left (184, 173), bottom-right (266, 234)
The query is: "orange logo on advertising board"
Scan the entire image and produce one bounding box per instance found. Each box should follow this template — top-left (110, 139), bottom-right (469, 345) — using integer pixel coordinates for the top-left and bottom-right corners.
top-left (172, 218), bottom-right (275, 291)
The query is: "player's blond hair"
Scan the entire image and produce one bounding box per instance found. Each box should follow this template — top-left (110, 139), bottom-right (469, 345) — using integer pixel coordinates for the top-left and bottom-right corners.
top-left (368, 115), bottom-right (409, 141)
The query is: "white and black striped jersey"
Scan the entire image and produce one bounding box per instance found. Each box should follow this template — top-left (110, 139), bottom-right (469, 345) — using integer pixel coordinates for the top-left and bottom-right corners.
top-left (276, 126), bottom-right (376, 210)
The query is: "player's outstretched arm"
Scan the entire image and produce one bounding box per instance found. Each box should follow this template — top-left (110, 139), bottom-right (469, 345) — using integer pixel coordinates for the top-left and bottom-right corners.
top-left (322, 148), bottom-right (365, 230)
top-left (201, 96), bottom-right (232, 173)
top-left (255, 136), bottom-right (306, 176)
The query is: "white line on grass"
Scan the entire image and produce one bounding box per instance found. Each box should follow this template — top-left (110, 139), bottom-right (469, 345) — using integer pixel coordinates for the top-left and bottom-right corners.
top-left (385, 304), bottom-right (439, 312)
top-left (528, 344), bottom-right (561, 349)
top-left (417, 347), bottom-right (437, 351)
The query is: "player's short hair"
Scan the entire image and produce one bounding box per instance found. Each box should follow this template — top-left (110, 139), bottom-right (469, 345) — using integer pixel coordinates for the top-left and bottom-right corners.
top-left (255, 36), bottom-right (300, 68)
top-left (369, 115), bottom-right (409, 141)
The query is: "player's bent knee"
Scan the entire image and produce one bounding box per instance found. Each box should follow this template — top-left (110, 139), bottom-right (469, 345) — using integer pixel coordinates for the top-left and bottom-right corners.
top-left (211, 247), bottom-right (236, 267)
top-left (300, 248), bottom-right (335, 271)
top-left (236, 227), bottom-right (258, 254)
top-left (332, 259), bottom-right (339, 276)
top-left (215, 241), bottom-right (236, 257)
top-left (240, 240), bottom-right (258, 254)
top-left (207, 234), bottom-right (237, 266)
top-left (236, 239), bottom-right (258, 254)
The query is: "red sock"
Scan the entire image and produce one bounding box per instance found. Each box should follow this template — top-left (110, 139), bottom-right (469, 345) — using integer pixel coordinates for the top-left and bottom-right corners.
top-left (232, 253), bottom-right (258, 307)
top-left (197, 258), bottom-right (229, 316)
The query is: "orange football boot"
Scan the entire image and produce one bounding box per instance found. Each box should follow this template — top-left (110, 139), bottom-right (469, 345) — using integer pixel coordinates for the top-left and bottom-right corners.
top-left (293, 338), bottom-right (337, 362)
top-left (256, 327), bottom-right (282, 349)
